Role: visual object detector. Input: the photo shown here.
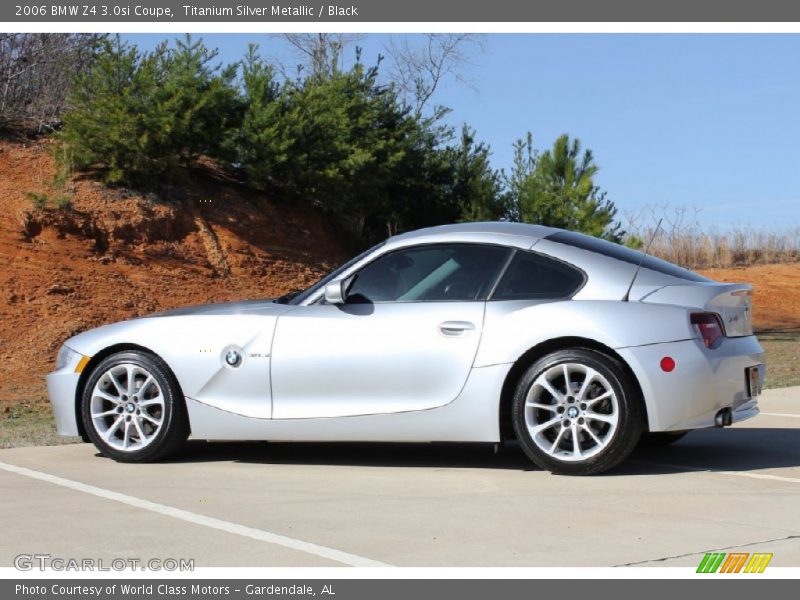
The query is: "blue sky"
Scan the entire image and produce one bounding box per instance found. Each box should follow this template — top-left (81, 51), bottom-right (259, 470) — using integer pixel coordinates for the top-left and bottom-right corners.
top-left (125, 33), bottom-right (800, 228)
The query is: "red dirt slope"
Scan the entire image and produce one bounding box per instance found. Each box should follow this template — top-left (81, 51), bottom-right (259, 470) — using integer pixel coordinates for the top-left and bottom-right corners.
top-left (0, 139), bottom-right (348, 406)
top-left (699, 263), bottom-right (800, 333)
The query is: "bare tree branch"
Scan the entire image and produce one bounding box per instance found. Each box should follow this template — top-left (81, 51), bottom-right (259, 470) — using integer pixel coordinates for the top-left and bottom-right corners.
top-left (385, 33), bottom-right (485, 115)
top-left (0, 33), bottom-right (102, 133)
top-left (274, 33), bottom-right (366, 81)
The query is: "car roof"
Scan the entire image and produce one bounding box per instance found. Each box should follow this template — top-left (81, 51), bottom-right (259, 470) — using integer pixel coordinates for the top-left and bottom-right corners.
top-left (390, 221), bottom-right (560, 244)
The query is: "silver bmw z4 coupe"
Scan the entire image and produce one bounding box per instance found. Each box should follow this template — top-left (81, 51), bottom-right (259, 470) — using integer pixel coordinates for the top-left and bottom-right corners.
top-left (47, 222), bottom-right (765, 475)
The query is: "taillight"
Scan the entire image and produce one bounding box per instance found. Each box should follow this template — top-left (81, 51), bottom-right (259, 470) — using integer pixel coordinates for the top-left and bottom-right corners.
top-left (691, 312), bottom-right (726, 348)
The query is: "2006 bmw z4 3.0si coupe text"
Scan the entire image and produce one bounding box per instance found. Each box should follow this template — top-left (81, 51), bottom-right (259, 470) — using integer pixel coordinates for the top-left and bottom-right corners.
top-left (47, 222), bottom-right (765, 475)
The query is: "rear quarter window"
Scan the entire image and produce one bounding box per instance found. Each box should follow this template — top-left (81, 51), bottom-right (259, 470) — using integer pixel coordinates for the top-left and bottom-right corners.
top-left (545, 230), bottom-right (711, 283)
top-left (490, 250), bottom-right (585, 300)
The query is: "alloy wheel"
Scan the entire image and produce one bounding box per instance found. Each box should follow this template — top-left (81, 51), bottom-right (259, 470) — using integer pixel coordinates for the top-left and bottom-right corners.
top-left (524, 362), bottom-right (619, 462)
top-left (89, 363), bottom-right (165, 451)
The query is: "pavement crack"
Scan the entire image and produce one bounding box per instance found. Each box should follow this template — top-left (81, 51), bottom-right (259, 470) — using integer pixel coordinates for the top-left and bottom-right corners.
top-left (613, 534), bottom-right (800, 567)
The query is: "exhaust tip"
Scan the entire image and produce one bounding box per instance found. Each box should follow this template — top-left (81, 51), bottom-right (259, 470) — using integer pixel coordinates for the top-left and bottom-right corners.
top-left (715, 407), bottom-right (733, 428)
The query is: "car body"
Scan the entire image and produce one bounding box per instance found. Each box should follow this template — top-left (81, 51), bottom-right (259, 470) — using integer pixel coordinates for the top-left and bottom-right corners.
top-left (47, 222), bottom-right (765, 474)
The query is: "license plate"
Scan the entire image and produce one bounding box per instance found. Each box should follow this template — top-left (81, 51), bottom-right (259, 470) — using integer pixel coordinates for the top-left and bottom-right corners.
top-left (746, 365), bottom-right (762, 398)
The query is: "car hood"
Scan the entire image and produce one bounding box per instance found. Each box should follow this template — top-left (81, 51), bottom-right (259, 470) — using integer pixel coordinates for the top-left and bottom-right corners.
top-left (148, 299), bottom-right (290, 317)
top-left (63, 300), bottom-right (295, 358)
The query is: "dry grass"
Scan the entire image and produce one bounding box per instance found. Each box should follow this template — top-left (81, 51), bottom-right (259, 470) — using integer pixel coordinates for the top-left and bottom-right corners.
top-left (759, 331), bottom-right (800, 389)
top-left (624, 206), bottom-right (800, 269)
top-left (646, 227), bottom-right (800, 269)
top-left (0, 403), bottom-right (81, 449)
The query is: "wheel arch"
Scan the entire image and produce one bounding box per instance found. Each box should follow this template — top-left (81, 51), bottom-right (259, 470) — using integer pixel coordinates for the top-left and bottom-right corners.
top-left (74, 343), bottom-right (188, 440)
top-left (497, 336), bottom-right (647, 441)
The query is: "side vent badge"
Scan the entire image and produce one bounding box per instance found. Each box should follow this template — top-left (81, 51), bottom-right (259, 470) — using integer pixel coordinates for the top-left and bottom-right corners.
top-left (221, 345), bottom-right (244, 369)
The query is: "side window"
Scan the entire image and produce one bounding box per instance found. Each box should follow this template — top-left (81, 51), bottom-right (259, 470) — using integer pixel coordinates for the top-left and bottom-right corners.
top-left (491, 251), bottom-right (584, 301)
top-left (347, 244), bottom-right (511, 303)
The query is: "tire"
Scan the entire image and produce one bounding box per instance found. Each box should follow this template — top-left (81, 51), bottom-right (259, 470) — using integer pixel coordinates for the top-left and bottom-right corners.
top-left (639, 431), bottom-right (689, 447)
top-left (512, 348), bottom-right (645, 476)
top-left (81, 350), bottom-right (189, 462)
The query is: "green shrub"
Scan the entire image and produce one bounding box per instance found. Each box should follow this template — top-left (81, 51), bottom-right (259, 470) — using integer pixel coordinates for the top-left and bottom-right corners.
top-left (25, 191), bottom-right (49, 210)
top-left (61, 35), bottom-right (240, 188)
top-left (51, 143), bottom-right (74, 190)
top-left (53, 195), bottom-right (73, 210)
top-left (505, 134), bottom-right (624, 242)
top-left (233, 47), bottom-right (458, 240)
top-left (57, 36), bottom-right (627, 244)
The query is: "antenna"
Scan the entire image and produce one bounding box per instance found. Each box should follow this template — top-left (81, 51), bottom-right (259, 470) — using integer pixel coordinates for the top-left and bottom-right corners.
top-left (622, 218), bottom-right (663, 302)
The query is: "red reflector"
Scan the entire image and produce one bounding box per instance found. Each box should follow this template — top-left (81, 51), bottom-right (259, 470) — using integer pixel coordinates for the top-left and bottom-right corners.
top-left (660, 357), bottom-right (676, 372)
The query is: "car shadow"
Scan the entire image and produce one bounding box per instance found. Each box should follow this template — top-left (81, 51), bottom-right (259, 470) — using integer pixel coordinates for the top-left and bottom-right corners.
top-left (616, 426), bottom-right (800, 476)
top-left (165, 440), bottom-right (537, 470)
top-left (155, 427), bottom-right (800, 475)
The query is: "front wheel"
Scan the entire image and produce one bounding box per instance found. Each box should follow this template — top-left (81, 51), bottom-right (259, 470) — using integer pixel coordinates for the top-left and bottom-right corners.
top-left (512, 348), bottom-right (645, 475)
top-left (81, 350), bottom-right (189, 462)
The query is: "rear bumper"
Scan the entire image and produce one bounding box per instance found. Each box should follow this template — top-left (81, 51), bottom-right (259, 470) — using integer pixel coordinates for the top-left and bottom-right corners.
top-left (46, 369), bottom-right (81, 436)
top-left (618, 335), bottom-right (765, 432)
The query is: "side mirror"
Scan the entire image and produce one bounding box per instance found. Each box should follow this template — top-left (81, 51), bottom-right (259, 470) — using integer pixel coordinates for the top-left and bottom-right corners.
top-left (323, 279), bottom-right (347, 305)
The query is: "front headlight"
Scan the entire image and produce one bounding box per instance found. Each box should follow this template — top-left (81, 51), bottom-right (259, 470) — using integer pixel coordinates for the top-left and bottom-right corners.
top-left (55, 345), bottom-right (78, 370)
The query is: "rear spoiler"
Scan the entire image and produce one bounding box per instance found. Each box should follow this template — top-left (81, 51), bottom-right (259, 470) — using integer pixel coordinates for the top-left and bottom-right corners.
top-left (639, 283), bottom-right (754, 337)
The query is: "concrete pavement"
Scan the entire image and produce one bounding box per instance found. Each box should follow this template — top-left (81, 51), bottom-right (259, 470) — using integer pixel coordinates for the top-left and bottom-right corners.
top-left (1, 387), bottom-right (798, 567)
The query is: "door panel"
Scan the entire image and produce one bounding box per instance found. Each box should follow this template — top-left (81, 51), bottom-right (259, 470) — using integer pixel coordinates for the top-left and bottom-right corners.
top-left (270, 302), bottom-right (485, 419)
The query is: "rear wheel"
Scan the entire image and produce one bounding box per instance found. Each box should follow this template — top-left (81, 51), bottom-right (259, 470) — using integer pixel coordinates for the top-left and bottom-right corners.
top-left (512, 348), bottom-right (645, 475)
top-left (81, 351), bottom-right (189, 462)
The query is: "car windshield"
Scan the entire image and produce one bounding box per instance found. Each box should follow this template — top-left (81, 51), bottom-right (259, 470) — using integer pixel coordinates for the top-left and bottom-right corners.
top-left (276, 241), bottom-right (387, 306)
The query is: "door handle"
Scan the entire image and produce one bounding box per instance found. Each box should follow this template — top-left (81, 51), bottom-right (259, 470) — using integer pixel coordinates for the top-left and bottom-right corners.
top-left (439, 321), bottom-right (475, 336)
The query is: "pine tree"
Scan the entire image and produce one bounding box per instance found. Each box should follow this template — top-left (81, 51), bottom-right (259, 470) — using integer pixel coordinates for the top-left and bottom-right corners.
top-left (449, 126), bottom-right (507, 222)
top-left (61, 35), bottom-right (239, 187)
top-left (506, 133), bottom-right (623, 241)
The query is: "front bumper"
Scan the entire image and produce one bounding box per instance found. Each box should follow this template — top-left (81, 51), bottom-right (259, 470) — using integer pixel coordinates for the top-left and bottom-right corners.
top-left (46, 348), bottom-right (87, 436)
top-left (618, 335), bottom-right (765, 432)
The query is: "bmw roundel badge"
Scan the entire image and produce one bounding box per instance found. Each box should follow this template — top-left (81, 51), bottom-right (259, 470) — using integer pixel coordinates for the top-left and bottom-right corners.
top-left (225, 349), bottom-right (242, 367)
